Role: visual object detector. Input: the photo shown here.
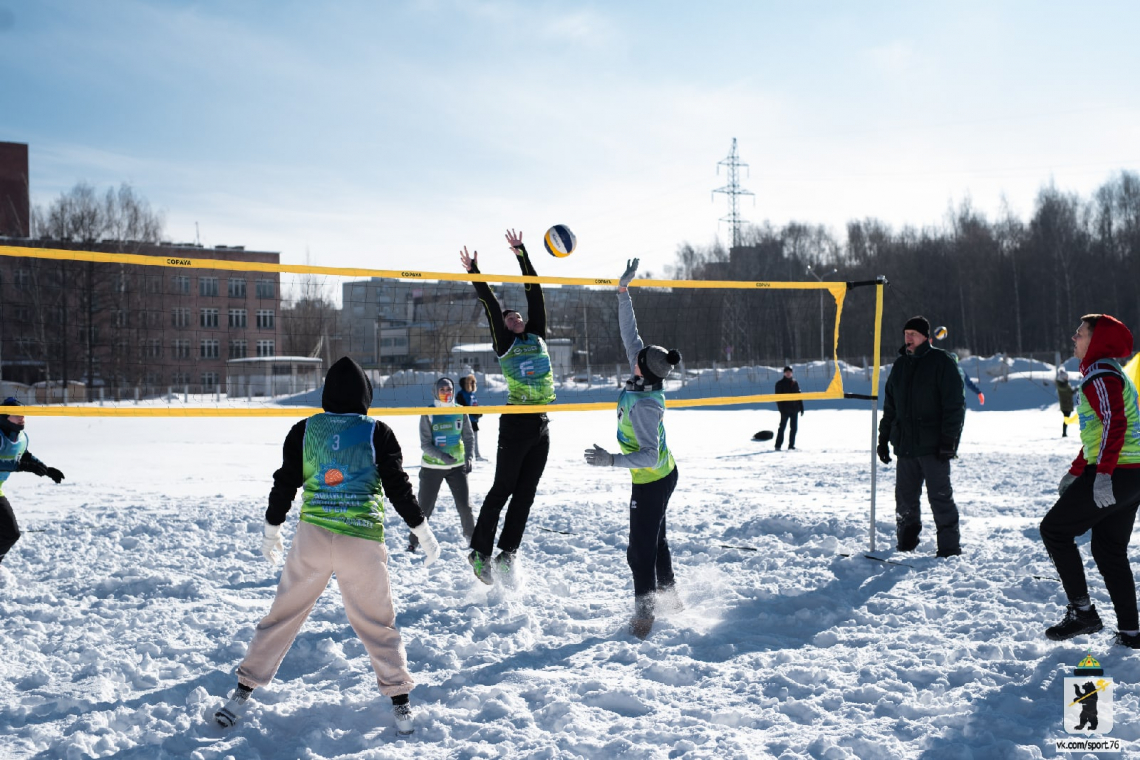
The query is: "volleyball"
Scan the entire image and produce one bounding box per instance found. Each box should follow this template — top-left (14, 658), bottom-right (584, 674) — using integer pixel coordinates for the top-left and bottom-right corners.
top-left (933, 325), bottom-right (948, 340)
top-left (544, 225), bottom-right (577, 258)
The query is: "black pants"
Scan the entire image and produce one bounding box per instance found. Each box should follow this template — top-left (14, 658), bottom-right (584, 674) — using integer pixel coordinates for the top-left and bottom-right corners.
top-left (470, 413), bottom-right (550, 556)
top-left (895, 455), bottom-right (960, 553)
top-left (0, 496), bottom-right (19, 564)
top-left (1041, 467), bottom-right (1140, 630)
top-left (775, 411), bottom-right (798, 449)
top-left (412, 465), bottom-right (474, 548)
top-left (628, 466), bottom-right (679, 597)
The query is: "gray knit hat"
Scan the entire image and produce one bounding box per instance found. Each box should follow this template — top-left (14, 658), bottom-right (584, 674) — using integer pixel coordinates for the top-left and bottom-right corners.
top-left (435, 377), bottom-right (455, 400)
top-left (637, 346), bottom-right (682, 385)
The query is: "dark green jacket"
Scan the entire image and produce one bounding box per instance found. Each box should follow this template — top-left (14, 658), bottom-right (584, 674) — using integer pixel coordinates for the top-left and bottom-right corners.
top-left (879, 342), bottom-right (966, 457)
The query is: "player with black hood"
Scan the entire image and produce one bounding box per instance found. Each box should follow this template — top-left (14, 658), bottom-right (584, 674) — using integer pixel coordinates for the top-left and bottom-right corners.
top-left (214, 357), bottom-right (439, 735)
top-left (459, 229), bottom-right (554, 583)
top-left (0, 398), bottom-right (65, 570)
top-left (583, 260), bottom-right (682, 639)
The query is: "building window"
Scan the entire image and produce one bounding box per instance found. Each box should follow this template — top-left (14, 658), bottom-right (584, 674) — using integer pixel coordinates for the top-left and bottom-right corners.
top-left (228, 278), bottom-right (247, 298)
top-left (113, 309), bottom-right (129, 327)
top-left (172, 307), bottom-right (190, 328)
top-left (172, 339), bottom-right (191, 359)
top-left (200, 308), bottom-right (219, 328)
top-left (256, 340), bottom-right (275, 357)
top-left (145, 276), bottom-right (162, 294)
top-left (256, 279), bottom-right (275, 299)
top-left (144, 372), bottom-right (162, 386)
top-left (15, 337), bottom-right (36, 356)
top-left (14, 269), bottom-right (30, 290)
top-left (199, 276), bottom-right (219, 297)
top-left (201, 372), bottom-right (219, 389)
top-left (171, 372), bottom-right (191, 386)
top-left (143, 339), bottom-right (162, 358)
top-left (113, 273), bottom-right (129, 293)
top-left (228, 308), bottom-right (247, 328)
top-left (229, 340), bottom-right (248, 359)
top-left (15, 306), bottom-right (31, 322)
top-left (256, 309), bottom-right (275, 329)
top-left (173, 275), bottom-right (190, 294)
top-left (148, 311), bottom-right (162, 328)
top-left (200, 339), bottom-right (220, 359)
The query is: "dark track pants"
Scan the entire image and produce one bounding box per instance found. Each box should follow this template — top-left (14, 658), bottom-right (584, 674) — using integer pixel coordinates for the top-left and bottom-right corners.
top-left (412, 465), bottom-right (474, 548)
top-left (628, 466), bottom-right (679, 597)
top-left (1041, 467), bottom-right (1140, 631)
top-left (470, 413), bottom-right (550, 556)
top-left (0, 496), bottom-right (19, 564)
top-left (895, 455), bottom-right (960, 554)
top-left (775, 411), bottom-right (798, 449)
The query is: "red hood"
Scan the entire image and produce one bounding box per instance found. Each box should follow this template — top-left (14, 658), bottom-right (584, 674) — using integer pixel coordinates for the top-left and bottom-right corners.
top-left (1080, 314), bottom-right (1134, 373)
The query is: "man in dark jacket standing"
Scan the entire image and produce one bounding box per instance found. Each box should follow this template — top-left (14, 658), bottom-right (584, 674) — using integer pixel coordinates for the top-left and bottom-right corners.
top-left (877, 316), bottom-right (966, 557)
top-left (774, 366), bottom-right (804, 451)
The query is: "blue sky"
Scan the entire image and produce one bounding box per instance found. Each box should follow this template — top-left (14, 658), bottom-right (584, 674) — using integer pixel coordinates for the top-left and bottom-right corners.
top-left (1, 1), bottom-right (1138, 279)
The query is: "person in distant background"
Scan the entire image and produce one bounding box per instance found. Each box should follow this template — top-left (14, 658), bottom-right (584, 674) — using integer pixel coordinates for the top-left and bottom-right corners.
top-left (0, 398), bottom-right (65, 572)
top-left (456, 374), bottom-right (487, 461)
top-left (1056, 367), bottom-right (1075, 438)
top-left (412, 377), bottom-right (475, 552)
top-left (773, 367), bottom-right (804, 451)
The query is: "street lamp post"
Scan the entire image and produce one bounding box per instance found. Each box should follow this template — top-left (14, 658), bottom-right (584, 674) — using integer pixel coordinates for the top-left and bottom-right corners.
top-left (806, 265), bottom-right (838, 362)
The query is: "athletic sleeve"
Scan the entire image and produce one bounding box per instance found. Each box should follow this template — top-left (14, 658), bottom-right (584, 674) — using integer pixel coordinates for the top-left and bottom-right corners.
top-left (16, 450), bottom-right (47, 475)
top-left (462, 415), bottom-right (474, 459)
top-left (266, 419), bottom-right (307, 526)
top-left (617, 289), bottom-right (644, 374)
top-left (611, 398), bottom-right (664, 470)
top-left (940, 353), bottom-right (966, 446)
top-left (516, 244), bottom-right (547, 339)
top-left (469, 261), bottom-right (515, 357)
top-left (878, 369), bottom-right (897, 445)
top-left (1083, 373), bottom-right (1129, 475)
top-left (372, 421), bottom-right (425, 527)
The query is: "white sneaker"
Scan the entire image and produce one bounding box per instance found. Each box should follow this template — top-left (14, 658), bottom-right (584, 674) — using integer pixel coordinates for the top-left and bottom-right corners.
top-left (393, 702), bottom-right (414, 735)
top-left (214, 687), bottom-right (253, 727)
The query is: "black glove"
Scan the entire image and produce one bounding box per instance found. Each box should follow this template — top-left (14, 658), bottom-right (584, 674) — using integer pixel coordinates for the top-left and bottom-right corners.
top-left (45, 467), bottom-right (65, 484)
top-left (937, 438), bottom-right (957, 462)
top-left (877, 442), bottom-right (892, 465)
top-left (800, 409), bottom-right (805, 417)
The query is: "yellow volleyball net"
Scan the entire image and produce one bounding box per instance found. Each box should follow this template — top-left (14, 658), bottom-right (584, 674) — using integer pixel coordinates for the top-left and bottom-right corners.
top-left (0, 243), bottom-right (886, 417)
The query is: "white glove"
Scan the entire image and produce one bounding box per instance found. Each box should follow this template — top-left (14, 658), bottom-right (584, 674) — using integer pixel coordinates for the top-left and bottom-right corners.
top-left (410, 522), bottom-right (440, 566)
top-left (584, 444), bottom-right (614, 467)
top-left (1058, 472), bottom-right (1078, 496)
top-left (1093, 473), bottom-right (1116, 508)
top-left (262, 521), bottom-right (285, 565)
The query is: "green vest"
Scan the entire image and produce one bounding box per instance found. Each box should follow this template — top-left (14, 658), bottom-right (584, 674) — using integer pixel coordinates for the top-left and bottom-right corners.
top-left (1077, 359), bottom-right (1140, 467)
top-left (0, 431), bottom-right (29, 498)
top-left (500, 333), bottom-right (556, 406)
top-left (423, 406), bottom-right (466, 469)
top-left (617, 388), bottom-right (675, 484)
top-left (299, 413), bottom-right (387, 541)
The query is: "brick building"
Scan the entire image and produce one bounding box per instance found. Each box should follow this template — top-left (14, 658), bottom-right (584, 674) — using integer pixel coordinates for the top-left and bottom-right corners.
top-left (0, 239), bottom-right (282, 396)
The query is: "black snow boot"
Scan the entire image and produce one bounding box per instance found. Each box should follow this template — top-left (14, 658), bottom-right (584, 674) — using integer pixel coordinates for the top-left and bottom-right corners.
top-left (1114, 631), bottom-right (1140, 649)
top-left (1046, 603), bottom-right (1103, 641)
top-left (896, 523), bottom-right (920, 553)
top-left (629, 594), bottom-right (655, 640)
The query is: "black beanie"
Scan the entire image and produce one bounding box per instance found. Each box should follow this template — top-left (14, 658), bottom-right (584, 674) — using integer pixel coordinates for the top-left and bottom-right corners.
top-left (904, 316), bottom-right (930, 338)
top-left (637, 346), bottom-right (682, 386)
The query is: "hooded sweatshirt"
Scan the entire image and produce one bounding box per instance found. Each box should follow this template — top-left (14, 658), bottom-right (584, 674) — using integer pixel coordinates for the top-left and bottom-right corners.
top-left (1071, 315), bottom-right (1140, 475)
top-left (266, 357), bottom-right (424, 537)
top-left (420, 378), bottom-right (474, 469)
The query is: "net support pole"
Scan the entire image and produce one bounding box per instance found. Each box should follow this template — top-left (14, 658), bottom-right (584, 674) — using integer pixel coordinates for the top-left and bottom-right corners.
top-left (868, 277), bottom-right (887, 553)
top-left (870, 395), bottom-right (879, 553)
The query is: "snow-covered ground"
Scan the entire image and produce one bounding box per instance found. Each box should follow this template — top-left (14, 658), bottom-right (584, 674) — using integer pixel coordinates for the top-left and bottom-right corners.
top-left (2, 396), bottom-right (1137, 758)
